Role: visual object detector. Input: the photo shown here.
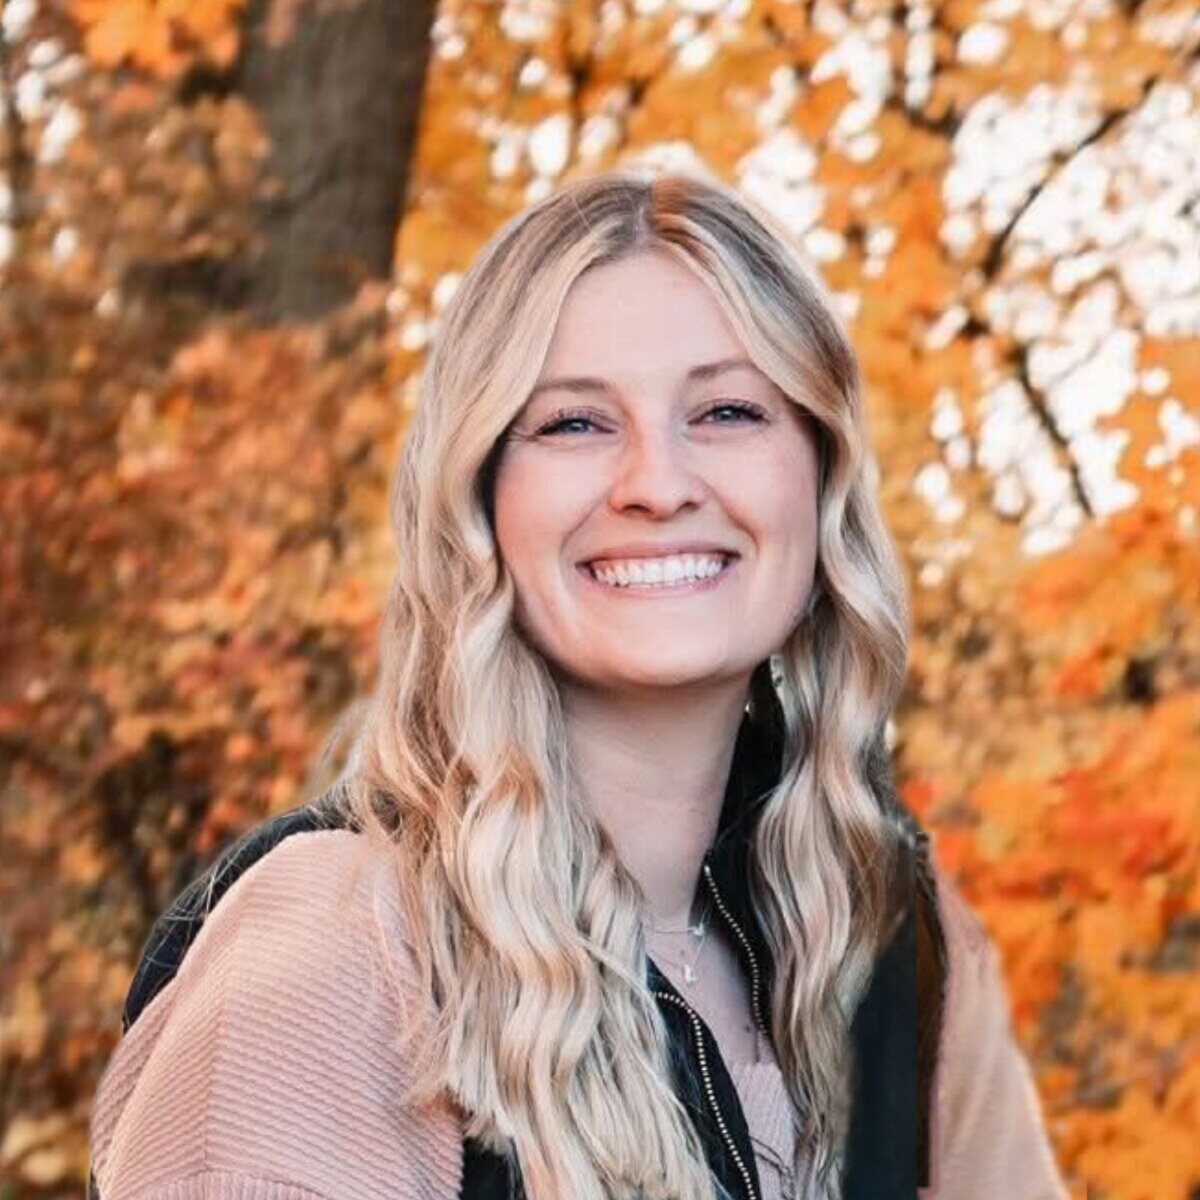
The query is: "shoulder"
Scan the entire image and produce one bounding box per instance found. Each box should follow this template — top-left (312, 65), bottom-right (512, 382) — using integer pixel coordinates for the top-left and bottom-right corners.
top-left (90, 827), bottom-right (462, 1200)
top-left (928, 859), bottom-right (991, 958)
top-left (120, 803), bottom-right (384, 1030)
top-left (920, 852), bottom-right (1069, 1200)
top-left (209, 825), bottom-right (407, 944)
top-left (198, 825), bottom-right (415, 991)
top-left (157, 826), bottom-right (416, 1016)
top-left (924, 854), bottom-right (1012, 1072)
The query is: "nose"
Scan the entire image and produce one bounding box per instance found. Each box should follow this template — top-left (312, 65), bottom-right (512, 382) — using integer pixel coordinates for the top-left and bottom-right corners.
top-left (605, 420), bottom-right (706, 517)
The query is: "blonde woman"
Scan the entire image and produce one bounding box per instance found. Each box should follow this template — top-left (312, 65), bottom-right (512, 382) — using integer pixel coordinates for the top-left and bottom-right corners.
top-left (88, 170), bottom-right (1069, 1200)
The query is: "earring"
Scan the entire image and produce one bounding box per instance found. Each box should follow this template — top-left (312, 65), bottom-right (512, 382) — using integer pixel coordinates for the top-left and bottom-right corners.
top-left (769, 651), bottom-right (785, 693)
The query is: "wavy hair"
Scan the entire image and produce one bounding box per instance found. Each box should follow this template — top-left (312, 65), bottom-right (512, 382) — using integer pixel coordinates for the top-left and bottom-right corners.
top-left (323, 169), bottom-right (912, 1200)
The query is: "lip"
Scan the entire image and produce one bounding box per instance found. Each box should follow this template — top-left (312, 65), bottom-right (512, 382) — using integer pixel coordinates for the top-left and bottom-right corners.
top-left (579, 543), bottom-right (740, 567)
top-left (576, 553), bottom-right (738, 597)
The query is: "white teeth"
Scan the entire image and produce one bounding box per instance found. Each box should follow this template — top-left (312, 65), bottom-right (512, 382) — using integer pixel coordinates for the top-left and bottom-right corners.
top-left (588, 553), bottom-right (729, 588)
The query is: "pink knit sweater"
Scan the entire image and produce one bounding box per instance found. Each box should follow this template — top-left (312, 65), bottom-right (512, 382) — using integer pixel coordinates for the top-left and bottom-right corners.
top-left (88, 828), bottom-right (1070, 1200)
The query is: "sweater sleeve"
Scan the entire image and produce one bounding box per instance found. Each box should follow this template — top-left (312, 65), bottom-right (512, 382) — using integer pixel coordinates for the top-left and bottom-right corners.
top-left (88, 829), bottom-right (463, 1200)
top-left (920, 865), bottom-right (1070, 1200)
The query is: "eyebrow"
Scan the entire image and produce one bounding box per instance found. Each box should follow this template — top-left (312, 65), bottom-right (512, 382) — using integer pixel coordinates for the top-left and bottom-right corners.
top-left (526, 356), bottom-right (764, 400)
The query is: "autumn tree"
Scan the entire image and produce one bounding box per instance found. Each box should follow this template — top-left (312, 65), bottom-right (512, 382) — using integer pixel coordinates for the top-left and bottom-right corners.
top-left (1, 1), bottom-right (1197, 1197)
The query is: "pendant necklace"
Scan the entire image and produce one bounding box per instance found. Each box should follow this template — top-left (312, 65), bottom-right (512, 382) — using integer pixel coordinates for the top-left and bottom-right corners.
top-left (644, 895), bottom-right (712, 986)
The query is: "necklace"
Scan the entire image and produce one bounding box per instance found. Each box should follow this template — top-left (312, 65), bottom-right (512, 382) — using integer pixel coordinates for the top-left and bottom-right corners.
top-left (643, 895), bottom-right (712, 986)
top-left (643, 905), bottom-right (709, 937)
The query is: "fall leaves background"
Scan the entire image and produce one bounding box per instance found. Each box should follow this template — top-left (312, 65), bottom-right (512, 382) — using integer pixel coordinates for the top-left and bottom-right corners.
top-left (1, 0), bottom-right (1199, 1197)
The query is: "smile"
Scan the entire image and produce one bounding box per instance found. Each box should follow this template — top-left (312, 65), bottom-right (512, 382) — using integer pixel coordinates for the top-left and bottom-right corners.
top-left (578, 552), bottom-right (738, 594)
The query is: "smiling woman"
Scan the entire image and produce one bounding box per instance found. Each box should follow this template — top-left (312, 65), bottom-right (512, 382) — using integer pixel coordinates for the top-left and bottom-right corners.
top-left (88, 170), bottom-right (1069, 1200)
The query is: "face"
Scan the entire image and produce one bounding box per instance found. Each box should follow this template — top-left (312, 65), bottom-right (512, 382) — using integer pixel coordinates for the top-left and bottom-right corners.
top-left (491, 248), bottom-right (821, 696)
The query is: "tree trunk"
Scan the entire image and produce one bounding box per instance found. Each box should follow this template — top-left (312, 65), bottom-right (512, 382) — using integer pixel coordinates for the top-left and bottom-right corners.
top-left (235, 0), bottom-right (437, 321)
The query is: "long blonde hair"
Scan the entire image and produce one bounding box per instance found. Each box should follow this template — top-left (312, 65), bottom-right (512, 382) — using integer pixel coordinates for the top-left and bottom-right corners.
top-left (323, 169), bottom-right (911, 1200)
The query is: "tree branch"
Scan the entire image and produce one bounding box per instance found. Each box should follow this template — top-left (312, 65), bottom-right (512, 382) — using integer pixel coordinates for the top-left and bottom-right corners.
top-left (981, 27), bottom-right (1200, 281)
top-left (0, 18), bottom-right (34, 241)
top-left (1009, 340), bottom-right (1097, 520)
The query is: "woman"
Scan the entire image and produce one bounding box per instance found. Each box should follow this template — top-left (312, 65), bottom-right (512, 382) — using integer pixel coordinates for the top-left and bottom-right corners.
top-left (88, 170), bottom-right (1069, 1200)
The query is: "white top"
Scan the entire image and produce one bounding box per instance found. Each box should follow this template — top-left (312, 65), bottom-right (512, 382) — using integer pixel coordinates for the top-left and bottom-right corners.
top-left (729, 1055), bottom-right (800, 1200)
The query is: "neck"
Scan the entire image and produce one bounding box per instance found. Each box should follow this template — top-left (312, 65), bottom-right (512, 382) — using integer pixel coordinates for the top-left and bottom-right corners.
top-left (558, 675), bottom-right (751, 929)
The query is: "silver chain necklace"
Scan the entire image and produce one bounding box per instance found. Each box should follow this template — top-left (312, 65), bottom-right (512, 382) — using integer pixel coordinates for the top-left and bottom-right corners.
top-left (643, 895), bottom-right (712, 985)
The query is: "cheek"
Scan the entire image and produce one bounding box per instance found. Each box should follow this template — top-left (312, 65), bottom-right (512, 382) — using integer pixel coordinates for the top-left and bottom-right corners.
top-left (492, 456), bottom-right (589, 577)
top-left (493, 473), bottom-right (541, 578)
top-left (735, 441), bottom-right (819, 544)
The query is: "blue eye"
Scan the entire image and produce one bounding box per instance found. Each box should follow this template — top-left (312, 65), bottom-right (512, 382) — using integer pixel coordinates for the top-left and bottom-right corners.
top-left (537, 410), bottom-right (603, 436)
top-left (535, 401), bottom-right (766, 437)
top-left (704, 401), bottom-right (766, 424)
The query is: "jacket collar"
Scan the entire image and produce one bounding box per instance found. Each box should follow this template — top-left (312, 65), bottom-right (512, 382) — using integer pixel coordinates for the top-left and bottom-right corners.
top-left (708, 706), bottom-right (784, 859)
top-left (700, 707), bottom-right (784, 970)
top-left (647, 699), bottom-right (932, 1199)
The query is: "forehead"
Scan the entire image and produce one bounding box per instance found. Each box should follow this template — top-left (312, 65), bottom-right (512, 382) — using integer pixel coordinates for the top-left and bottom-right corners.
top-left (535, 250), bottom-right (751, 387)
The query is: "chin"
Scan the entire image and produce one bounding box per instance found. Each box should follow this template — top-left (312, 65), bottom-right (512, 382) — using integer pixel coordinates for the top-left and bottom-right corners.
top-left (584, 660), bottom-right (734, 691)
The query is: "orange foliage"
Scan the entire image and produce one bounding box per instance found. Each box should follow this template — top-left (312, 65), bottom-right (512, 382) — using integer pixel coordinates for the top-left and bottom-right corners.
top-left (6, 1), bottom-right (1200, 1198)
top-left (71, 0), bottom-right (245, 77)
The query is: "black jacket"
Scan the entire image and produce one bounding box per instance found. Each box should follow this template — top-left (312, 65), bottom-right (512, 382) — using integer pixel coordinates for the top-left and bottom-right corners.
top-left (92, 708), bottom-right (946, 1200)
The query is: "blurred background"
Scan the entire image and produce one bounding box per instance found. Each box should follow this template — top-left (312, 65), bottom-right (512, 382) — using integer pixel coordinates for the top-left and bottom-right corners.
top-left (1, 0), bottom-right (1198, 1196)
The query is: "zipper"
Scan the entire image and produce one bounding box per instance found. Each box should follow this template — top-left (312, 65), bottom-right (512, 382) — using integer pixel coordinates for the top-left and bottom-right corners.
top-left (701, 859), bottom-right (769, 1036)
top-left (653, 988), bottom-right (761, 1200)
top-left (645, 858), bottom-right (771, 1200)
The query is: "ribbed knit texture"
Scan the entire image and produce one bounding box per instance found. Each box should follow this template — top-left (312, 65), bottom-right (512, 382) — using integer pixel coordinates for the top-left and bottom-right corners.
top-left (729, 1055), bottom-right (799, 1200)
top-left (89, 830), bottom-right (462, 1200)
top-left (89, 829), bottom-right (1070, 1200)
top-left (921, 871), bottom-right (1069, 1200)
